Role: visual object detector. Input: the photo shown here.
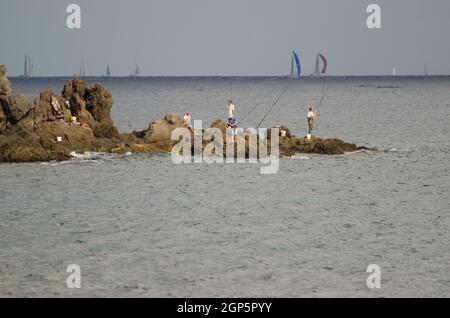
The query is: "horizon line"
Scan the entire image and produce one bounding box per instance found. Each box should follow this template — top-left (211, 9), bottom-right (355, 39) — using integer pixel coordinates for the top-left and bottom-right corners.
top-left (7, 74), bottom-right (450, 79)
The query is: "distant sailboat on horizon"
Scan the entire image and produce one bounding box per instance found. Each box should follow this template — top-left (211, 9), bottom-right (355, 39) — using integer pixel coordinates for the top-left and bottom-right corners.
top-left (20, 54), bottom-right (33, 78)
top-left (79, 58), bottom-right (86, 77)
top-left (392, 67), bottom-right (397, 77)
top-left (311, 53), bottom-right (328, 77)
top-left (129, 62), bottom-right (140, 77)
top-left (289, 51), bottom-right (302, 78)
top-left (105, 64), bottom-right (111, 77)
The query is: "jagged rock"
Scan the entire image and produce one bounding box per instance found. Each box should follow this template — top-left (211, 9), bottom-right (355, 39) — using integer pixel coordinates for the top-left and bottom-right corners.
top-left (119, 132), bottom-right (140, 144)
top-left (62, 79), bottom-right (119, 139)
top-left (86, 84), bottom-right (119, 138)
top-left (0, 73), bottom-right (122, 161)
top-left (62, 79), bottom-right (97, 129)
top-left (142, 113), bottom-right (183, 148)
top-left (0, 136), bottom-right (70, 163)
top-left (61, 78), bottom-right (89, 111)
top-left (0, 65), bottom-right (12, 96)
top-left (0, 66), bottom-right (372, 162)
top-left (164, 113), bottom-right (182, 125)
top-left (33, 120), bottom-right (94, 152)
top-left (35, 90), bottom-right (70, 123)
top-left (280, 135), bottom-right (366, 156)
top-left (0, 105), bottom-right (5, 133)
top-left (0, 95), bottom-right (34, 125)
top-left (210, 119), bottom-right (228, 136)
top-left (279, 126), bottom-right (292, 137)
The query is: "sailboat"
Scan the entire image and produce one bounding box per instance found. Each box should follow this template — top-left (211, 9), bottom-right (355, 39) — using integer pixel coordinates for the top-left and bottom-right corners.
top-left (392, 67), bottom-right (397, 77)
top-left (105, 64), bottom-right (111, 77)
top-left (423, 65), bottom-right (428, 76)
top-left (129, 62), bottom-right (140, 77)
top-left (311, 53), bottom-right (328, 77)
top-left (79, 58), bottom-right (86, 77)
top-left (289, 51), bottom-right (302, 78)
top-left (20, 54), bottom-right (33, 78)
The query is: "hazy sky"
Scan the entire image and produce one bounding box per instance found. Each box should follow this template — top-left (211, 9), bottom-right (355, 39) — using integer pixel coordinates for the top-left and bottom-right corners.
top-left (1, 0), bottom-right (450, 76)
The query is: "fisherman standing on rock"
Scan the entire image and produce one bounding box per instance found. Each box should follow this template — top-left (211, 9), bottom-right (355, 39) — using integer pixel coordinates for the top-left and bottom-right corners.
top-left (183, 112), bottom-right (193, 132)
top-left (307, 107), bottom-right (317, 139)
top-left (226, 100), bottom-right (237, 142)
top-left (226, 100), bottom-right (235, 122)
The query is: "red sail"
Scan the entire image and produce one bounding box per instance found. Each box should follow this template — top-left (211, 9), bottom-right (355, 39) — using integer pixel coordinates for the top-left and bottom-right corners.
top-left (319, 53), bottom-right (328, 74)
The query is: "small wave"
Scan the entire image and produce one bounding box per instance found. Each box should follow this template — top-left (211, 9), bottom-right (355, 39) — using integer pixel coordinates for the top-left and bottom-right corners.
top-left (37, 151), bottom-right (136, 166)
top-left (384, 148), bottom-right (415, 154)
top-left (376, 85), bottom-right (400, 89)
top-left (69, 151), bottom-right (108, 160)
top-left (344, 149), bottom-right (373, 155)
top-left (290, 154), bottom-right (310, 160)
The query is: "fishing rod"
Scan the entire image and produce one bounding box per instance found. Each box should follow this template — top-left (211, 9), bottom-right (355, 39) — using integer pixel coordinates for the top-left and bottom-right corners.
top-left (256, 84), bottom-right (289, 129)
top-left (315, 83), bottom-right (329, 131)
top-left (230, 79), bottom-right (233, 100)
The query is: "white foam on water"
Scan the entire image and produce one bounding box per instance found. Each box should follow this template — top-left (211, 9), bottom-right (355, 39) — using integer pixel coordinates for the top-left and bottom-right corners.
top-left (290, 154), bottom-right (310, 160)
top-left (344, 149), bottom-right (371, 155)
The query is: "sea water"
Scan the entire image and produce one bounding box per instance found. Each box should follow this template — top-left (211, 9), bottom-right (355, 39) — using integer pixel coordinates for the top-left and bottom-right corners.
top-left (0, 77), bottom-right (449, 297)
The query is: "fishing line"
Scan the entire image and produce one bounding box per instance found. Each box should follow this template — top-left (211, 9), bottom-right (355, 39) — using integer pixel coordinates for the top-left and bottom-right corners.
top-left (315, 83), bottom-right (329, 131)
top-left (230, 79), bottom-right (233, 100)
top-left (256, 83), bottom-right (290, 129)
top-left (237, 93), bottom-right (270, 126)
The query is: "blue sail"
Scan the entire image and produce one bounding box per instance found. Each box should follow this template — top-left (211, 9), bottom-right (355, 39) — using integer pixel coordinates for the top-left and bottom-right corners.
top-left (292, 51), bottom-right (301, 77)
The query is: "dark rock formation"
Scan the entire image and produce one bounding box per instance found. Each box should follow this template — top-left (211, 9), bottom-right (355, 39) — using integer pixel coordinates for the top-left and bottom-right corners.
top-left (0, 136), bottom-right (70, 162)
top-left (62, 79), bottom-right (119, 139)
top-left (210, 119), bottom-right (228, 136)
top-left (130, 113), bottom-right (184, 151)
top-left (0, 64), bottom-right (371, 162)
top-left (0, 65), bottom-right (12, 96)
top-left (280, 135), bottom-right (369, 157)
top-left (0, 66), bottom-right (123, 162)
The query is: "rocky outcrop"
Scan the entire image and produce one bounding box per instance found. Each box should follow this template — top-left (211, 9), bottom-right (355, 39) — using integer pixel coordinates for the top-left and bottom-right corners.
top-left (0, 64), bottom-right (371, 162)
top-left (0, 65), bottom-right (12, 96)
top-left (0, 66), bottom-right (123, 162)
top-left (0, 65), bottom-right (12, 134)
top-left (0, 95), bottom-right (32, 132)
top-left (142, 113), bottom-right (183, 146)
top-left (280, 136), bottom-right (368, 156)
top-left (0, 136), bottom-right (70, 162)
top-left (62, 79), bottom-right (119, 139)
top-left (210, 119), bottom-right (228, 136)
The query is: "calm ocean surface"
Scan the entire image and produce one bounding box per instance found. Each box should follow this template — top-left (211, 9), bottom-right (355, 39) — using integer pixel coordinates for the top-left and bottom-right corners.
top-left (1, 77), bottom-right (449, 297)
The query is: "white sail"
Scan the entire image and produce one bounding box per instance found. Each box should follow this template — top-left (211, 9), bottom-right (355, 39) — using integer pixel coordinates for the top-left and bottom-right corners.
top-left (79, 58), bottom-right (86, 77)
top-left (24, 54), bottom-right (33, 78)
top-left (24, 55), bottom-right (27, 77)
top-left (314, 54), bottom-right (320, 75)
top-left (130, 62), bottom-right (141, 77)
top-left (134, 63), bottom-right (140, 76)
